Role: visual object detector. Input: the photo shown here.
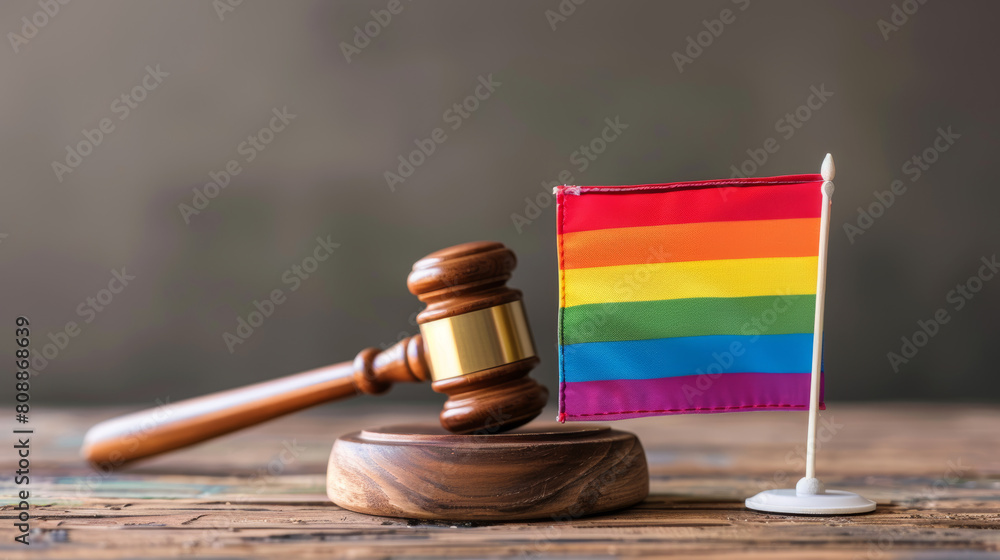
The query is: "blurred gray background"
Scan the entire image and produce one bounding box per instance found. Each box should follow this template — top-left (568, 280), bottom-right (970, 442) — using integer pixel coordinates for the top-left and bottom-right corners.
top-left (2, 0), bottom-right (997, 412)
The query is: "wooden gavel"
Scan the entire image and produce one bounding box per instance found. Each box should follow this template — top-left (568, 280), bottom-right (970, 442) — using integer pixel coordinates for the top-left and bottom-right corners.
top-left (82, 241), bottom-right (549, 468)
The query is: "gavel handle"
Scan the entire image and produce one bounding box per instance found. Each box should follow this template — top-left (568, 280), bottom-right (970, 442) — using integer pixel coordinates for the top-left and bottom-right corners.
top-left (81, 335), bottom-right (428, 468)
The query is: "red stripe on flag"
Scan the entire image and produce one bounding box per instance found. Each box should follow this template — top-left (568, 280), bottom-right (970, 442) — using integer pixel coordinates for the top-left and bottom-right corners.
top-left (558, 176), bottom-right (823, 234)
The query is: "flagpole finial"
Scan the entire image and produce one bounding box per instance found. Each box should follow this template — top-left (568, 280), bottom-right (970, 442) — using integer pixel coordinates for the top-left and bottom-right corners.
top-left (821, 153), bottom-right (835, 181)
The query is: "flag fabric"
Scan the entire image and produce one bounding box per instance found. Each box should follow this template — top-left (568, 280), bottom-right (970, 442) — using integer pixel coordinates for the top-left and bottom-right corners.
top-left (556, 174), bottom-right (826, 422)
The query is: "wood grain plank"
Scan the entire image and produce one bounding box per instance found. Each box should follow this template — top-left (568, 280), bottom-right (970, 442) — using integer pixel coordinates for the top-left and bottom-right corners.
top-left (1, 404), bottom-right (998, 559)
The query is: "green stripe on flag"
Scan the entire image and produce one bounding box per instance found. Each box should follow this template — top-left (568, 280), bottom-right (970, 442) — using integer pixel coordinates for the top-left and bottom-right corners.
top-left (561, 294), bottom-right (816, 345)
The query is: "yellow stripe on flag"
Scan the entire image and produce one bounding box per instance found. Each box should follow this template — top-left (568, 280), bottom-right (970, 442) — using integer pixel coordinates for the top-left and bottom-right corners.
top-left (562, 256), bottom-right (819, 308)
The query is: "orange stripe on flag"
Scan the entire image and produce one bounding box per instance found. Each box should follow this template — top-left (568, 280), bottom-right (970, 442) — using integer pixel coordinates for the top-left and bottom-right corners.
top-left (560, 218), bottom-right (820, 269)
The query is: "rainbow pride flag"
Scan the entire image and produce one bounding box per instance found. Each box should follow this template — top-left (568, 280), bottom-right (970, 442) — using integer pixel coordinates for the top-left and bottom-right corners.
top-left (556, 174), bottom-right (826, 422)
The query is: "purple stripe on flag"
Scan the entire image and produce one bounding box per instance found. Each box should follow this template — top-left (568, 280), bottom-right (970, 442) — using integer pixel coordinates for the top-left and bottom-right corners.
top-left (560, 372), bottom-right (824, 421)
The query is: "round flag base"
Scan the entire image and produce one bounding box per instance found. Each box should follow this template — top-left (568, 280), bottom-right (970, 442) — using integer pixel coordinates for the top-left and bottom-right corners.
top-left (746, 488), bottom-right (875, 515)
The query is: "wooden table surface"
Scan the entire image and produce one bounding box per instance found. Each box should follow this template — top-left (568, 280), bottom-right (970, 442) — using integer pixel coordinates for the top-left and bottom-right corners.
top-left (2, 403), bottom-right (999, 558)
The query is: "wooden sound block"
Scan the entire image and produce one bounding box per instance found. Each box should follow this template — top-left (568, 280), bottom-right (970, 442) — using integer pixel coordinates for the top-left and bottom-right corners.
top-left (326, 424), bottom-right (649, 521)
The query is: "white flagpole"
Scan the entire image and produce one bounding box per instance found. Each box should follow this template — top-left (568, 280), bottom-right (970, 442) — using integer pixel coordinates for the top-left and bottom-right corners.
top-left (804, 153), bottom-right (835, 480)
top-left (745, 154), bottom-right (874, 514)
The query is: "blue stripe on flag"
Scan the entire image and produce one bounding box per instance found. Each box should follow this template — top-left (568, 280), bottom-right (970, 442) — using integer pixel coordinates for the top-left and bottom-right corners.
top-left (561, 333), bottom-right (814, 382)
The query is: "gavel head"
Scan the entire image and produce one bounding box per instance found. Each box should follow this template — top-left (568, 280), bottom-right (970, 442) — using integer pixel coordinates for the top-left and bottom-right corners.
top-left (408, 241), bottom-right (549, 434)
